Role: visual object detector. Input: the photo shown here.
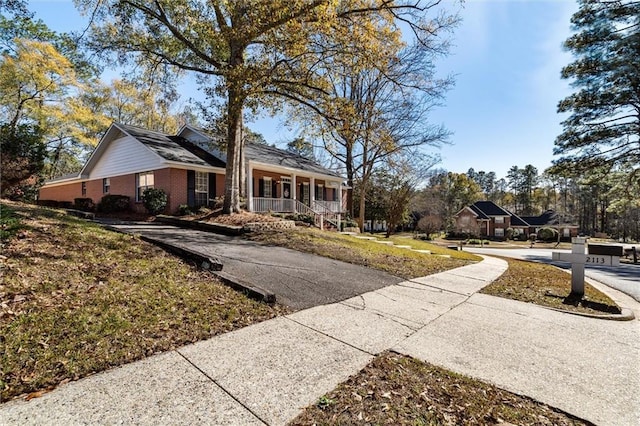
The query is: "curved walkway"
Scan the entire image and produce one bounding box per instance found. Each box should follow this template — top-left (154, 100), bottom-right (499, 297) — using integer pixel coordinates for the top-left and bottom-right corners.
top-left (2, 256), bottom-right (639, 425)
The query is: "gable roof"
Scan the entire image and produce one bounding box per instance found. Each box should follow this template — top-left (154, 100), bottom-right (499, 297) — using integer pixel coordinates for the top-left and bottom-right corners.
top-left (115, 123), bottom-right (225, 168)
top-left (507, 211), bottom-right (530, 227)
top-left (470, 201), bottom-right (511, 217)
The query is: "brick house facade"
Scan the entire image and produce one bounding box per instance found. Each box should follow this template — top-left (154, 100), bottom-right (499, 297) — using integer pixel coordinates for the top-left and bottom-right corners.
top-left (38, 123), bottom-right (344, 220)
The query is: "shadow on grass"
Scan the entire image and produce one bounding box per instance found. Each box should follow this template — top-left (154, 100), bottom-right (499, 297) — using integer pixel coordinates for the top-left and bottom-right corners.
top-left (545, 293), bottom-right (622, 314)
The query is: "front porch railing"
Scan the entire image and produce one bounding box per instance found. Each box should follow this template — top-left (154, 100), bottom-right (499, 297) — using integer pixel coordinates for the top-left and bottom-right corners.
top-left (312, 200), bottom-right (341, 214)
top-left (252, 197), bottom-right (341, 230)
top-left (252, 197), bottom-right (296, 213)
top-left (253, 198), bottom-right (342, 214)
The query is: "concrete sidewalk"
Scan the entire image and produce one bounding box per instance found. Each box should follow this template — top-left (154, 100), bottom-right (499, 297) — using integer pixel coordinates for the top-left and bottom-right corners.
top-left (2, 256), bottom-right (639, 425)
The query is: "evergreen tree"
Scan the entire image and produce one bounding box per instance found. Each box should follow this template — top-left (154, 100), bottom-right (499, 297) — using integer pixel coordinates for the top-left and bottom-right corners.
top-left (555, 0), bottom-right (640, 183)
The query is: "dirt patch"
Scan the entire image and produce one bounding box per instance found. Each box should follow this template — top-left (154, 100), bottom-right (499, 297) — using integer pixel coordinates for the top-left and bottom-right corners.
top-left (183, 208), bottom-right (285, 226)
top-left (290, 351), bottom-right (590, 425)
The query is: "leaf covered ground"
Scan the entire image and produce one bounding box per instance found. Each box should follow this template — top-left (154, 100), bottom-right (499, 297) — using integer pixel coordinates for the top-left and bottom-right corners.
top-left (0, 201), bottom-right (287, 402)
top-left (290, 351), bottom-right (590, 426)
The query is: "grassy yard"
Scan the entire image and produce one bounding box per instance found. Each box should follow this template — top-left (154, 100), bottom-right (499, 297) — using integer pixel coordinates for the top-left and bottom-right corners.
top-left (290, 351), bottom-right (589, 425)
top-left (246, 227), bottom-right (481, 279)
top-left (0, 201), bottom-right (287, 402)
top-left (481, 257), bottom-right (620, 315)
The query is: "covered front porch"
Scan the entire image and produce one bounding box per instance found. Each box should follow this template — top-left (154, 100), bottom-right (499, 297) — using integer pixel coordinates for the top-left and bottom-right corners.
top-left (247, 165), bottom-right (344, 228)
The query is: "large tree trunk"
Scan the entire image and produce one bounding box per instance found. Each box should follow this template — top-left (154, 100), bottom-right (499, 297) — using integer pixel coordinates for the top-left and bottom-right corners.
top-left (346, 143), bottom-right (354, 217)
top-left (358, 183), bottom-right (366, 233)
top-left (222, 44), bottom-right (245, 215)
top-left (223, 84), bottom-right (244, 214)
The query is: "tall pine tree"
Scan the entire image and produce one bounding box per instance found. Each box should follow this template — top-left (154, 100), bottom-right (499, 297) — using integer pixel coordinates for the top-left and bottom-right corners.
top-left (555, 0), bottom-right (639, 183)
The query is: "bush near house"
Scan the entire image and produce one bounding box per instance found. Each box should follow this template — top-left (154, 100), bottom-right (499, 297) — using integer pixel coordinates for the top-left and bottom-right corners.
top-left (73, 198), bottom-right (95, 212)
top-left (97, 195), bottom-right (131, 213)
top-left (141, 188), bottom-right (168, 215)
top-left (538, 227), bottom-right (559, 242)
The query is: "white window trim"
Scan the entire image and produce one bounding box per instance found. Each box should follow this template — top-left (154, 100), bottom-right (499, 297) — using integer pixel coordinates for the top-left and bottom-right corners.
top-left (263, 177), bottom-right (272, 198)
top-left (136, 171), bottom-right (154, 202)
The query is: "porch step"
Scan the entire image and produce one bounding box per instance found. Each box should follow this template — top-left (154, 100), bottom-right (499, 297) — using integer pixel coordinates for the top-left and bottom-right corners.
top-left (373, 240), bottom-right (394, 245)
top-left (354, 236), bottom-right (377, 240)
top-left (394, 245), bottom-right (413, 249)
top-left (340, 232), bottom-right (358, 236)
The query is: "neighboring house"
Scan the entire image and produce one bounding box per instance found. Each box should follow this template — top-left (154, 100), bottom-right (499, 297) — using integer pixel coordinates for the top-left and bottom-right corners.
top-left (454, 201), bottom-right (513, 239)
top-left (519, 210), bottom-right (579, 240)
top-left (39, 123), bottom-right (345, 224)
top-left (454, 201), bottom-right (579, 240)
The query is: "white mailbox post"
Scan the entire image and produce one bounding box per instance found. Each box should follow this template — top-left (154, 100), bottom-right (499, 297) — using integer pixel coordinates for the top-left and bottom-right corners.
top-left (551, 237), bottom-right (620, 296)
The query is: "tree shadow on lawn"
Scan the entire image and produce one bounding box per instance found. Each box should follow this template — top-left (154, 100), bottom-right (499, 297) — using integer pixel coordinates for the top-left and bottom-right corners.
top-left (546, 292), bottom-right (621, 314)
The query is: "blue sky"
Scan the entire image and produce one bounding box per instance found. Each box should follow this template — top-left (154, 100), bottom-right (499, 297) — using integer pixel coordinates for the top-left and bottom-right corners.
top-left (29, 0), bottom-right (579, 180)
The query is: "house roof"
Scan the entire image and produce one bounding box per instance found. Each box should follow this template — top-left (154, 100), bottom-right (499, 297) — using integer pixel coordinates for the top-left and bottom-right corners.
top-left (470, 201), bottom-right (512, 217)
top-left (507, 211), bottom-right (530, 227)
top-left (244, 143), bottom-right (342, 178)
top-left (177, 125), bottom-right (343, 179)
top-left (467, 205), bottom-right (489, 220)
top-left (116, 123), bottom-right (226, 168)
top-left (521, 210), bottom-right (558, 227)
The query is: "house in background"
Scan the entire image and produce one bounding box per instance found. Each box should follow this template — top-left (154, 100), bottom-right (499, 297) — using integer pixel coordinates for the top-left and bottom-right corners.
top-left (454, 201), bottom-right (578, 240)
top-left (39, 122), bottom-right (345, 225)
top-left (454, 201), bottom-right (513, 239)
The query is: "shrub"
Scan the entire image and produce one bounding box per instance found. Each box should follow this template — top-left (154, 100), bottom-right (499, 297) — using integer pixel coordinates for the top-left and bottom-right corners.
top-left (276, 212), bottom-right (315, 225)
top-left (210, 196), bottom-right (224, 209)
top-left (141, 188), bottom-right (167, 215)
top-left (177, 204), bottom-right (192, 216)
top-left (538, 227), bottom-right (559, 242)
top-left (97, 195), bottom-right (130, 213)
top-left (37, 200), bottom-right (60, 208)
top-left (73, 198), bottom-right (95, 212)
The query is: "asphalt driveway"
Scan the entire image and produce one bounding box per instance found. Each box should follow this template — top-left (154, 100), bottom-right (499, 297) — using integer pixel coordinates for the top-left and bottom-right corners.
top-left (102, 221), bottom-right (403, 310)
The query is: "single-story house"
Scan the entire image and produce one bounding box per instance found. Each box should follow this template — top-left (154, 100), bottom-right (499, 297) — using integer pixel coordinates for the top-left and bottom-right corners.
top-left (454, 201), bottom-right (578, 240)
top-left (39, 123), bottom-right (345, 224)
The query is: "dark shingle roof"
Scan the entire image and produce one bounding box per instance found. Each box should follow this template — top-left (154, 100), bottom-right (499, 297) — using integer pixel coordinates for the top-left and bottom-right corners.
top-left (245, 143), bottom-right (342, 178)
top-left (509, 212), bottom-right (530, 227)
top-left (468, 204), bottom-right (489, 220)
top-left (119, 123), bottom-right (341, 178)
top-left (119, 124), bottom-right (225, 168)
top-left (471, 201), bottom-right (511, 217)
top-left (521, 210), bottom-right (558, 226)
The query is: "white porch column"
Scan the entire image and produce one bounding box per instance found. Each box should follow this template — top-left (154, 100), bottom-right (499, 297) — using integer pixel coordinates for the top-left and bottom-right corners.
top-left (337, 182), bottom-right (343, 212)
top-left (310, 176), bottom-right (315, 206)
top-left (292, 174), bottom-right (297, 213)
top-left (247, 163), bottom-right (254, 212)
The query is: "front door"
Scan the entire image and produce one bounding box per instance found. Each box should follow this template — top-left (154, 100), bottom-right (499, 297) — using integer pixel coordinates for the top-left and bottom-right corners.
top-left (282, 178), bottom-right (291, 199)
